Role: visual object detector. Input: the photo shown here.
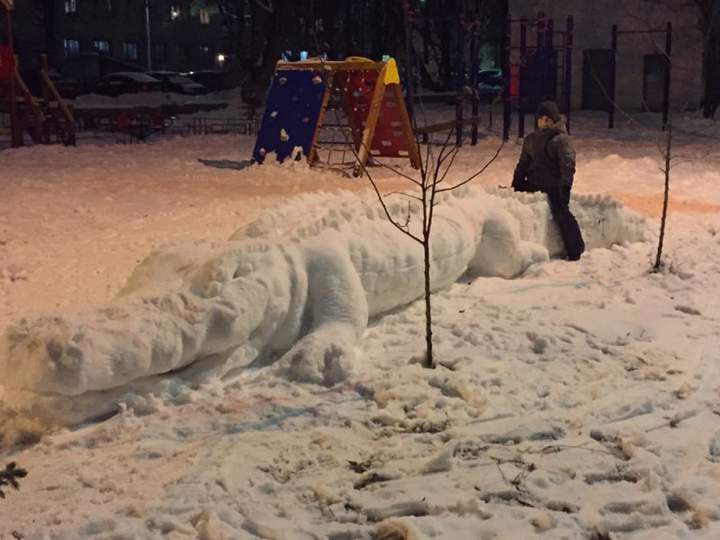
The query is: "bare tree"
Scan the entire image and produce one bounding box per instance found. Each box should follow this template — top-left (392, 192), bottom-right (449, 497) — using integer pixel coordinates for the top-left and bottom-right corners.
top-left (655, 118), bottom-right (673, 270)
top-left (353, 132), bottom-right (503, 368)
top-left (585, 31), bottom-right (677, 271)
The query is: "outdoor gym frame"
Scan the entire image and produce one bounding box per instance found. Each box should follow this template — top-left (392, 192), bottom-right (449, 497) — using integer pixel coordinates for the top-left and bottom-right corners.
top-left (503, 12), bottom-right (574, 141)
top-left (608, 22), bottom-right (673, 129)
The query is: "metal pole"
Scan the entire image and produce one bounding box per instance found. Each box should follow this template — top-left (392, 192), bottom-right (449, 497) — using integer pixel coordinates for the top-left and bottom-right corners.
top-left (662, 21), bottom-right (672, 130)
top-left (546, 18), bottom-right (554, 104)
top-left (534, 11), bottom-right (545, 119)
top-left (456, 11), bottom-right (465, 147)
top-left (6, 6), bottom-right (20, 147)
top-left (537, 11), bottom-right (545, 50)
top-left (470, 23), bottom-right (479, 145)
top-left (565, 15), bottom-right (573, 134)
top-left (609, 24), bottom-right (618, 128)
top-left (546, 19), bottom-right (554, 49)
top-left (145, 0), bottom-right (152, 70)
top-left (503, 13), bottom-right (512, 141)
top-left (518, 16), bottom-right (526, 138)
top-left (403, 0), bottom-right (416, 127)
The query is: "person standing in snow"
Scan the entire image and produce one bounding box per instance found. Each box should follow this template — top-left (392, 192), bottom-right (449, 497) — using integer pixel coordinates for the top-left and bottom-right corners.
top-left (512, 99), bottom-right (585, 261)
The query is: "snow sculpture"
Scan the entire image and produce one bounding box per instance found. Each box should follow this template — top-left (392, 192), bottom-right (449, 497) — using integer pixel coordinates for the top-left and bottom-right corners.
top-left (0, 188), bottom-right (647, 425)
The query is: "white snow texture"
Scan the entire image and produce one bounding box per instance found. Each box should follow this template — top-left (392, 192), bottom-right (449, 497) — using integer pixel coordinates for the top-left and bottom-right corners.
top-left (0, 187), bottom-right (646, 424)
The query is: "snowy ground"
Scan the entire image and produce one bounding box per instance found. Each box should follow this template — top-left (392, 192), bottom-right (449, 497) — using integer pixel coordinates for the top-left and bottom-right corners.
top-left (1, 113), bottom-right (720, 539)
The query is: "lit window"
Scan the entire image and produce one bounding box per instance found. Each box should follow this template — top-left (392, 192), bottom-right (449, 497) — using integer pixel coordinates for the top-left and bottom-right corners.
top-left (94, 40), bottom-right (110, 54)
top-left (63, 39), bottom-right (80, 57)
top-left (199, 9), bottom-right (210, 24)
top-left (170, 5), bottom-right (181, 20)
top-left (64, 0), bottom-right (77, 14)
top-left (122, 42), bottom-right (138, 61)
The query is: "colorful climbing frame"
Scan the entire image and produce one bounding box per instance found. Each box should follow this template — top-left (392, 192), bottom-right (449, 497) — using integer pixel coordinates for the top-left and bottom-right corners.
top-left (252, 69), bottom-right (328, 164)
top-left (252, 57), bottom-right (420, 173)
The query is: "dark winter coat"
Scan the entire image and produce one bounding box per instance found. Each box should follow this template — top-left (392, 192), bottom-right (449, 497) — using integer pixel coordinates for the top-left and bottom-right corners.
top-left (512, 126), bottom-right (576, 190)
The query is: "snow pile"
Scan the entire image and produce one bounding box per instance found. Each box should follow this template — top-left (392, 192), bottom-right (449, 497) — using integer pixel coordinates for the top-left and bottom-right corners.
top-left (0, 185), bottom-right (647, 425)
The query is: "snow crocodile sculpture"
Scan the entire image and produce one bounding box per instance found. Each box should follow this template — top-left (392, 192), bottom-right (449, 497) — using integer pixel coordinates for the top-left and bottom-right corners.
top-left (0, 187), bottom-right (647, 425)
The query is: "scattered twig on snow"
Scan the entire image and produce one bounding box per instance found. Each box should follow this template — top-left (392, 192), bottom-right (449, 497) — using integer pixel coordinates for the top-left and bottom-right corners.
top-left (0, 463), bottom-right (28, 499)
top-left (528, 443), bottom-right (619, 458)
top-left (347, 459), bottom-right (373, 474)
top-left (354, 471), bottom-right (397, 490)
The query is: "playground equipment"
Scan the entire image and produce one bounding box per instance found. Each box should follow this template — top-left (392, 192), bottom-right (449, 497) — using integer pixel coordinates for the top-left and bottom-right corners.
top-left (0, 0), bottom-right (19, 147)
top-left (1, 2), bottom-right (76, 147)
top-left (252, 57), bottom-right (420, 176)
top-left (608, 22), bottom-right (672, 129)
top-left (0, 53), bottom-right (77, 147)
top-left (504, 12), bottom-right (574, 140)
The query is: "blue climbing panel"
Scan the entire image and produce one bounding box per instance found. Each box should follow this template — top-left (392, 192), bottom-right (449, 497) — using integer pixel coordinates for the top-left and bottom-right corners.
top-left (252, 69), bottom-right (328, 164)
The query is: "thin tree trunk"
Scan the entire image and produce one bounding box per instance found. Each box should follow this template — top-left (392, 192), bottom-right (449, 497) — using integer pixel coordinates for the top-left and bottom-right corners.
top-left (655, 122), bottom-right (672, 270)
top-left (423, 235), bottom-right (434, 368)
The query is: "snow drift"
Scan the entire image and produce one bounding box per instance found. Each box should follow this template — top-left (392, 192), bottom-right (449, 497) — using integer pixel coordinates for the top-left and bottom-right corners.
top-left (0, 186), bottom-right (647, 425)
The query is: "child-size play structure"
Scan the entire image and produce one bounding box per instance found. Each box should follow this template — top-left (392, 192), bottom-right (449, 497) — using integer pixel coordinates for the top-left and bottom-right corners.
top-left (1, 0), bottom-right (76, 148)
top-left (252, 57), bottom-right (421, 176)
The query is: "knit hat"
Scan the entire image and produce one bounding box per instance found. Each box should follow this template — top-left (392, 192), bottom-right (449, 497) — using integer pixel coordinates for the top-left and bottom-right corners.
top-left (536, 99), bottom-right (561, 122)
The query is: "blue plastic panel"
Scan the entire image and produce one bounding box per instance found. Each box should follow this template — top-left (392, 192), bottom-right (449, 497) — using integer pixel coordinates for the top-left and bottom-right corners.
top-left (252, 69), bottom-right (327, 164)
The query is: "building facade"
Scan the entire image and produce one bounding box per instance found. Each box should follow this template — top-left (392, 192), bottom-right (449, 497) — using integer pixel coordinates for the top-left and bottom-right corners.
top-left (509, 0), bottom-right (705, 112)
top-left (2, 0), bottom-right (231, 78)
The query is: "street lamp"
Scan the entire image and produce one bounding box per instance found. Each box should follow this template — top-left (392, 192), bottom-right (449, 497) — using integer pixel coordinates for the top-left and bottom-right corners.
top-left (145, 0), bottom-right (152, 70)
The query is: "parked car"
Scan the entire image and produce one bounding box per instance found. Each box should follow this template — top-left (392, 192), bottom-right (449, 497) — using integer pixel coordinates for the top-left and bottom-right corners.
top-left (477, 68), bottom-right (504, 102)
top-left (181, 70), bottom-right (228, 93)
top-left (147, 71), bottom-right (208, 95)
top-left (93, 72), bottom-right (163, 97)
top-left (21, 70), bottom-right (84, 100)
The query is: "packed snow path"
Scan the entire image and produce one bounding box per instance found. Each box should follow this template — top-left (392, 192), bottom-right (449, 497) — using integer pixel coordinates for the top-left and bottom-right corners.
top-left (0, 187), bottom-right (645, 425)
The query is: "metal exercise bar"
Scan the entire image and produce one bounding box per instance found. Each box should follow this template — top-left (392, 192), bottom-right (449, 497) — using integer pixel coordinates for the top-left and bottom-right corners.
top-left (609, 22), bottom-right (672, 129)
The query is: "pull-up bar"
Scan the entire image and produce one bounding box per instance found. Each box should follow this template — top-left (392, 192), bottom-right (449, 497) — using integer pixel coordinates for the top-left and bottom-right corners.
top-left (608, 22), bottom-right (672, 129)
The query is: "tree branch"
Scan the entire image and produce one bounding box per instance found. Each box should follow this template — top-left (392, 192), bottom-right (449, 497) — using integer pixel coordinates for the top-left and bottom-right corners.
top-left (253, 0), bottom-right (274, 14)
top-left (384, 191), bottom-right (424, 203)
top-left (436, 141), bottom-right (505, 193)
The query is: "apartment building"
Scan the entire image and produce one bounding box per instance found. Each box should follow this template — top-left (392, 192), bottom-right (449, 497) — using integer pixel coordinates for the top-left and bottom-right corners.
top-left (2, 0), bottom-right (231, 77)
